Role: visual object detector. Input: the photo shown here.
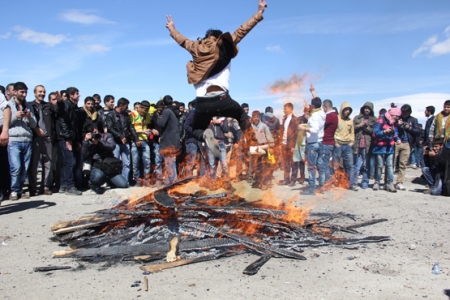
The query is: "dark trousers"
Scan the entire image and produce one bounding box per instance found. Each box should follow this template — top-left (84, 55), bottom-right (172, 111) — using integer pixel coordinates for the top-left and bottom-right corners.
top-left (90, 168), bottom-right (129, 188)
top-left (0, 144), bottom-right (10, 197)
top-left (192, 92), bottom-right (250, 141)
top-left (59, 140), bottom-right (75, 189)
top-left (250, 154), bottom-right (270, 185)
top-left (29, 137), bottom-right (53, 192)
top-left (281, 145), bottom-right (295, 183)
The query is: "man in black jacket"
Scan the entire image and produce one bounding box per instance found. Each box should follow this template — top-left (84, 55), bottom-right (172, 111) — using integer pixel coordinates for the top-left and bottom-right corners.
top-left (97, 95), bottom-right (114, 133)
top-left (105, 97), bottom-right (137, 183)
top-left (423, 106), bottom-right (435, 147)
top-left (28, 85), bottom-right (59, 196)
top-left (81, 124), bottom-right (128, 194)
top-left (56, 87), bottom-right (83, 195)
top-left (394, 104), bottom-right (421, 190)
top-left (156, 95), bottom-right (180, 185)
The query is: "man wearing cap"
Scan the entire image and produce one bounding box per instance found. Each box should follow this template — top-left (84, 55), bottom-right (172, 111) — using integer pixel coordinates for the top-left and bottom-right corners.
top-left (394, 104), bottom-right (420, 190)
top-left (165, 0), bottom-right (267, 158)
top-left (130, 101), bottom-right (157, 186)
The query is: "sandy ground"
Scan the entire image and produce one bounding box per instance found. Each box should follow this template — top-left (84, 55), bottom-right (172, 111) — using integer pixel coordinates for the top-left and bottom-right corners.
top-left (1, 167), bottom-right (449, 300)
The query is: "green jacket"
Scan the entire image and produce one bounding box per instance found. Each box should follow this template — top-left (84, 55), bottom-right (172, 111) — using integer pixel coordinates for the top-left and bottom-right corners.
top-left (352, 102), bottom-right (377, 154)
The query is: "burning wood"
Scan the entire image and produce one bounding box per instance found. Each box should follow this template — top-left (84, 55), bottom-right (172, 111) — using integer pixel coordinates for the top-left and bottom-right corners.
top-left (50, 177), bottom-right (390, 275)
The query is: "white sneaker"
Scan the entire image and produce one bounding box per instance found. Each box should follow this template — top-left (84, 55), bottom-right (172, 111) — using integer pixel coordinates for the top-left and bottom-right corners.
top-left (10, 192), bottom-right (18, 201)
top-left (395, 183), bottom-right (406, 191)
top-left (373, 182), bottom-right (380, 191)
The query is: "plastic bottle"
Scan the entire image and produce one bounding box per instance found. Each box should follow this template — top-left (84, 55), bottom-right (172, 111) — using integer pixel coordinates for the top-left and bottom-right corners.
top-left (432, 263), bottom-right (440, 275)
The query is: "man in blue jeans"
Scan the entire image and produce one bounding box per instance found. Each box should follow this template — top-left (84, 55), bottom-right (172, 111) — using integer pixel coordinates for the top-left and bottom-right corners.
top-left (81, 124), bottom-right (128, 194)
top-left (7, 82), bottom-right (37, 200)
top-left (298, 97), bottom-right (326, 195)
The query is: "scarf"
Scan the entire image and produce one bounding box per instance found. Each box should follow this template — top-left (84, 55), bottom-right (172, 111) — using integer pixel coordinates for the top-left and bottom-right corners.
top-left (83, 105), bottom-right (98, 121)
top-left (310, 107), bottom-right (321, 115)
top-left (434, 112), bottom-right (450, 142)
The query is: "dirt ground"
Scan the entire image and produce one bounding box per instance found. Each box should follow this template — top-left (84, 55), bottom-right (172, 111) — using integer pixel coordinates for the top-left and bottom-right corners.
top-left (1, 168), bottom-right (449, 300)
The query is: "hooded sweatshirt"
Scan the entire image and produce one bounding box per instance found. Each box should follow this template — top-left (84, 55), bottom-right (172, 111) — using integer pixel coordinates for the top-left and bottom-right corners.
top-left (353, 102), bottom-right (377, 153)
top-left (334, 101), bottom-right (354, 144)
top-left (306, 108), bottom-right (326, 143)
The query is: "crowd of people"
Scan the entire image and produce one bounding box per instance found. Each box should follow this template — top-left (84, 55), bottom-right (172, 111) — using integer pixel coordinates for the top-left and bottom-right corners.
top-left (0, 81), bottom-right (449, 201)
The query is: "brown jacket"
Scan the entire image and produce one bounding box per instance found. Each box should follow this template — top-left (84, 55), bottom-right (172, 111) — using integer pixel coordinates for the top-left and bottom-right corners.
top-left (169, 12), bottom-right (263, 85)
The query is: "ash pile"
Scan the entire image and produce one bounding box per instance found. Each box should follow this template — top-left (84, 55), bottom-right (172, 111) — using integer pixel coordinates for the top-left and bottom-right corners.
top-left (50, 177), bottom-right (390, 275)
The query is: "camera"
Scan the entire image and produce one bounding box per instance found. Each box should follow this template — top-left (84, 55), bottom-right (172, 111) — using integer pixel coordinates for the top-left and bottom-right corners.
top-left (92, 133), bottom-right (101, 140)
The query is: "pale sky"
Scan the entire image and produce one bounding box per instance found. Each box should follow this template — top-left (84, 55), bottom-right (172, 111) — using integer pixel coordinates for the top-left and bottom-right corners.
top-left (1, 0), bottom-right (449, 123)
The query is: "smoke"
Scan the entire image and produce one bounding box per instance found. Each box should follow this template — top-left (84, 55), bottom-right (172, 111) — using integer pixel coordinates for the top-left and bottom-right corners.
top-left (268, 73), bottom-right (309, 95)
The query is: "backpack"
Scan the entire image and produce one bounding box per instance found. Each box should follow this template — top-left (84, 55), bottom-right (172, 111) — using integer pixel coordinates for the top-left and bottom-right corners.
top-left (101, 157), bottom-right (123, 177)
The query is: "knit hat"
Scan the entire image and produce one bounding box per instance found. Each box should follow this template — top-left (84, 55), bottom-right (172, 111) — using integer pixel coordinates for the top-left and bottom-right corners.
top-left (388, 107), bottom-right (401, 117)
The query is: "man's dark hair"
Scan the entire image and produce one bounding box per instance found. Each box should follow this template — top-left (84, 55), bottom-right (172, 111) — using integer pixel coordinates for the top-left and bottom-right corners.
top-left (6, 83), bottom-right (14, 90)
top-left (265, 106), bottom-right (273, 113)
top-left (60, 89), bottom-right (66, 96)
top-left (66, 87), bottom-right (79, 96)
top-left (173, 101), bottom-right (180, 107)
top-left (34, 85), bottom-right (45, 93)
top-left (117, 97), bottom-right (129, 107)
top-left (163, 95), bottom-right (173, 106)
top-left (133, 101), bottom-right (141, 107)
top-left (48, 92), bottom-right (56, 101)
top-left (284, 102), bottom-right (293, 110)
top-left (311, 97), bottom-right (322, 109)
top-left (241, 103), bottom-right (249, 109)
top-left (444, 100), bottom-right (450, 107)
top-left (323, 99), bottom-right (333, 108)
top-left (432, 137), bottom-right (444, 145)
top-left (379, 108), bottom-right (387, 115)
top-left (104, 95), bottom-right (114, 104)
top-left (390, 103), bottom-right (397, 108)
top-left (188, 100), bottom-right (196, 108)
top-left (93, 93), bottom-right (101, 100)
top-left (179, 102), bottom-right (185, 108)
top-left (84, 123), bottom-right (95, 134)
top-left (0, 85), bottom-right (5, 95)
top-left (401, 104), bottom-right (412, 114)
top-left (140, 100), bottom-right (150, 108)
top-left (14, 82), bottom-right (28, 91)
top-left (84, 96), bottom-right (95, 104)
top-left (426, 106), bottom-right (435, 115)
top-left (156, 100), bottom-right (164, 108)
top-left (204, 29), bottom-right (223, 39)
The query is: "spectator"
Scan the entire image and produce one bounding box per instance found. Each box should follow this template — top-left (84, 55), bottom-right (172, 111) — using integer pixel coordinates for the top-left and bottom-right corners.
top-left (0, 86), bottom-right (12, 199)
top-left (151, 101), bottom-right (164, 186)
top-left (278, 103), bottom-right (299, 186)
top-left (130, 100), bottom-right (154, 186)
top-left (93, 94), bottom-right (102, 111)
top-left (205, 116), bottom-right (231, 185)
top-left (7, 82), bottom-right (37, 200)
top-left (98, 95), bottom-right (115, 133)
top-left (81, 124), bottom-right (128, 194)
top-left (184, 102), bottom-right (207, 177)
top-left (394, 104), bottom-right (420, 190)
top-left (47, 92), bottom-right (61, 190)
top-left (5, 83), bottom-right (14, 100)
top-left (353, 102), bottom-right (377, 189)
top-left (422, 139), bottom-right (444, 195)
top-left (241, 103), bottom-right (250, 118)
top-left (60, 90), bottom-right (67, 101)
top-left (429, 100), bottom-right (450, 148)
top-left (105, 97), bottom-right (137, 182)
top-left (334, 102), bottom-right (357, 190)
top-left (372, 107), bottom-right (401, 192)
top-left (250, 110), bottom-right (274, 190)
top-left (157, 95), bottom-right (181, 185)
top-left (423, 106), bottom-right (435, 147)
top-left (78, 96), bottom-right (99, 134)
top-left (298, 97), bottom-right (326, 195)
top-left (292, 114), bottom-right (307, 185)
top-left (321, 99), bottom-right (338, 185)
top-left (28, 85), bottom-right (59, 196)
top-left (414, 124), bottom-right (425, 168)
top-left (57, 86), bottom-right (83, 195)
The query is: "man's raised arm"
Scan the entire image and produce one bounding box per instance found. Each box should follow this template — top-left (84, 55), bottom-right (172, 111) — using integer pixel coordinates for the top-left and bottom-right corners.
top-left (165, 15), bottom-right (196, 53)
top-left (232, 0), bottom-right (267, 45)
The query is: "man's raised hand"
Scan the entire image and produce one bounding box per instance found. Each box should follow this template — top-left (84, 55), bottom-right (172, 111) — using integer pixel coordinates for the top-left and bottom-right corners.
top-left (165, 15), bottom-right (175, 32)
top-left (258, 0), bottom-right (267, 14)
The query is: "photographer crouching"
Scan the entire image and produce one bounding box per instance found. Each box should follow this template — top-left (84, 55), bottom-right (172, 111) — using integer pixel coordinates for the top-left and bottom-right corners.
top-left (421, 138), bottom-right (450, 195)
top-left (81, 124), bottom-right (128, 194)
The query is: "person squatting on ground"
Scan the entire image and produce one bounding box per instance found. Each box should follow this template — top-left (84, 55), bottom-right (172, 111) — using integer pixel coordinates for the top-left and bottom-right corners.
top-left (165, 0), bottom-right (267, 158)
top-left (81, 124), bottom-right (128, 194)
top-left (421, 138), bottom-right (446, 195)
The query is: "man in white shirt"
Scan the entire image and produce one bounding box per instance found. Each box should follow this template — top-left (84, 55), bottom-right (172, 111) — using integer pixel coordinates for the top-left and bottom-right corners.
top-left (298, 97), bottom-right (326, 195)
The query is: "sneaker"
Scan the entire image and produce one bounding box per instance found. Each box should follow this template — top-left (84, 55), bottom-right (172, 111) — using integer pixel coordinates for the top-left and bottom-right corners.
top-left (203, 128), bottom-right (220, 158)
top-left (361, 183), bottom-right (368, 189)
top-left (43, 188), bottom-right (52, 195)
top-left (373, 182), bottom-right (380, 191)
top-left (10, 192), bottom-right (18, 201)
top-left (21, 191), bottom-right (30, 199)
top-left (412, 165), bottom-right (418, 169)
top-left (350, 185), bottom-right (359, 191)
top-left (423, 188), bottom-right (432, 194)
top-left (387, 183), bottom-right (397, 193)
top-left (91, 186), bottom-right (105, 195)
top-left (301, 188), bottom-right (316, 195)
top-left (395, 183), bottom-right (406, 191)
top-left (65, 187), bottom-right (82, 196)
top-left (59, 186), bottom-right (67, 193)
